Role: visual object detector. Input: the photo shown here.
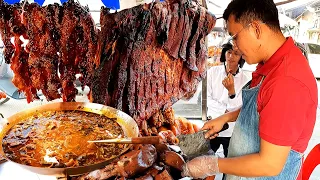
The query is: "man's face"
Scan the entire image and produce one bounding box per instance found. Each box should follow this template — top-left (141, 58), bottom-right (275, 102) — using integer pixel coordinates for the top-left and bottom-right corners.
top-left (226, 15), bottom-right (262, 64)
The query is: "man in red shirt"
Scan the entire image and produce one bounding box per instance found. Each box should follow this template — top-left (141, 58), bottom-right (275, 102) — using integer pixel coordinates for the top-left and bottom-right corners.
top-left (182, 0), bottom-right (318, 179)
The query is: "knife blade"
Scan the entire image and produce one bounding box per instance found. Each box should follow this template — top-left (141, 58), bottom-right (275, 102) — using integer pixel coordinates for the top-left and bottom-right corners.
top-left (176, 123), bottom-right (229, 159)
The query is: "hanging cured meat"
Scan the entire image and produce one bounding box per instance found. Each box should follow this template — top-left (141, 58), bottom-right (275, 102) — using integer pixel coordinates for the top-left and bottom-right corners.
top-left (90, 0), bottom-right (216, 131)
top-left (0, 0), bottom-right (98, 102)
top-left (0, 0), bottom-right (215, 133)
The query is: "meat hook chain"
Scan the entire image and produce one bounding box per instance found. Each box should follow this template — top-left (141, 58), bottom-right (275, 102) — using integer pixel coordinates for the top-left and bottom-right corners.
top-left (201, 0), bottom-right (208, 121)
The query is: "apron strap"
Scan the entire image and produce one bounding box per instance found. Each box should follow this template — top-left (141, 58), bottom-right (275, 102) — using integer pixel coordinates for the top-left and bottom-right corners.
top-left (243, 76), bottom-right (266, 89)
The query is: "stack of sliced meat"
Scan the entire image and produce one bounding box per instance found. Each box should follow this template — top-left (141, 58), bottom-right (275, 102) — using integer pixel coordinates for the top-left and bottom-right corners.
top-left (0, 0), bottom-right (98, 102)
top-left (90, 0), bottom-right (216, 131)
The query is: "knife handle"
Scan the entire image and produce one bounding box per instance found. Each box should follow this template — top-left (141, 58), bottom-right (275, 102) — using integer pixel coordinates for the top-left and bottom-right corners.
top-left (218, 123), bottom-right (229, 133)
top-left (131, 136), bottom-right (160, 144)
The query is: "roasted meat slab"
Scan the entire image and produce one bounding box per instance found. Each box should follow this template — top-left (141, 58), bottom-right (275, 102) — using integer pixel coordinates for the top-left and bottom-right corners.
top-left (90, 0), bottom-right (216, 132)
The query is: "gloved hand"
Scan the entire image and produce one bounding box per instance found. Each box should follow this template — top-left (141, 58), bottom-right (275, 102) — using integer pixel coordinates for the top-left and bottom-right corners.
top-left (182, 155), bottom-right (219, 179)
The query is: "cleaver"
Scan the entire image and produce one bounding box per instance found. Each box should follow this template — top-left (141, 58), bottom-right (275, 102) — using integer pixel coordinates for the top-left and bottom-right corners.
top-left (176, 123), bottom-right (229, 159)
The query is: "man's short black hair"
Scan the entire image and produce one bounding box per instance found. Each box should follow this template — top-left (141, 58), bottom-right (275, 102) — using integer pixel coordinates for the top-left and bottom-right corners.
top-left (223, 0), bottom-right (281, 32)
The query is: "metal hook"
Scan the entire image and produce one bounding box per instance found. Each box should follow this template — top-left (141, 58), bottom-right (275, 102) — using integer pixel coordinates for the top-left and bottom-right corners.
top-left (148, 0), bottom-right (157, 14)
top-left (75, 0), bottom-right (89, 13)
top-left (22, 0), bottom-right (27, 8)
top-left (21, 0), bottom-right (27, 13)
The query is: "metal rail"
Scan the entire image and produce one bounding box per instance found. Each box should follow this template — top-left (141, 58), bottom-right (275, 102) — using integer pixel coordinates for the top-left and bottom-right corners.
top-left (201, 0), bottom-right (208, 121)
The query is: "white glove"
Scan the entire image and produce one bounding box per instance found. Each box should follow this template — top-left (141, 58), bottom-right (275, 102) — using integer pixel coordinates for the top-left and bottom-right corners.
top-left (182, 155), bottom-right (220, 179)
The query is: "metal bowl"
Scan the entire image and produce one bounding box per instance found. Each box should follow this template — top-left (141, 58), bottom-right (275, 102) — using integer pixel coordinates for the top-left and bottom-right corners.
top-left (0, 102), bottom-right (139, 176)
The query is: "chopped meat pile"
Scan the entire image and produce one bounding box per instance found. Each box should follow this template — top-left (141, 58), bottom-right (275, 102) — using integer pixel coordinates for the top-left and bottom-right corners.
top-left (90, 0), bottom-right (216, 132)
top-left (78, 144), bottom-right (158, 180)
top-left (76, 144), bottom-right (186, 180)
top-left (0, 0), bottom-right (98, 102)
top-left (75, 118), bottom-right (203, 180)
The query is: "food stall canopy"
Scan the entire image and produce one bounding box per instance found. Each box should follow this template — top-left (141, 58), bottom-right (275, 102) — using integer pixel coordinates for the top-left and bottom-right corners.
top-left (3, 0), bottom-right (166, 9)
top-left (208, 0), bottom-right (300, 29)
top-left (276, 0), bottom-right (316, 9)
top-left (2, 0), bottom-right (148, 24)
top-left (207, 0), bottom-right (306, 16)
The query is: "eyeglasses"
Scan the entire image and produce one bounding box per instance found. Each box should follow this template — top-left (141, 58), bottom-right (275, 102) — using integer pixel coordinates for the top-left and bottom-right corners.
top-left (228, 23), bottom-right (252, 46)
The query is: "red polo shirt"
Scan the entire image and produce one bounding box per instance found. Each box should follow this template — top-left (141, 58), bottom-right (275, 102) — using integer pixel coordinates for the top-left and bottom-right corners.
top-left (251, 37), bottom-right (318, 153)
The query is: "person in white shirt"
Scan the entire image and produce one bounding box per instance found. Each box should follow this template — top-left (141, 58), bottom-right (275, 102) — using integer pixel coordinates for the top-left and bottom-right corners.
top-left (207, 42), bottom-right (251, 158)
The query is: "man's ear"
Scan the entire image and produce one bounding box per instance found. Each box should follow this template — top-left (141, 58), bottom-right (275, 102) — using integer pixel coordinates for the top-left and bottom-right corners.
top-left (251, 21), bottom-right (262, 39)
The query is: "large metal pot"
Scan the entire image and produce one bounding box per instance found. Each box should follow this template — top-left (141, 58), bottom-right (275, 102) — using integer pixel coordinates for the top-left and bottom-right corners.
top-left (0, 102), bottom-right (139, 177)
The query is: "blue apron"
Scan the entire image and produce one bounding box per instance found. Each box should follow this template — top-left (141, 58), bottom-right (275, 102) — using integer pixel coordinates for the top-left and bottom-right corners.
top-left (226, 79), bottom-right (303, 180)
